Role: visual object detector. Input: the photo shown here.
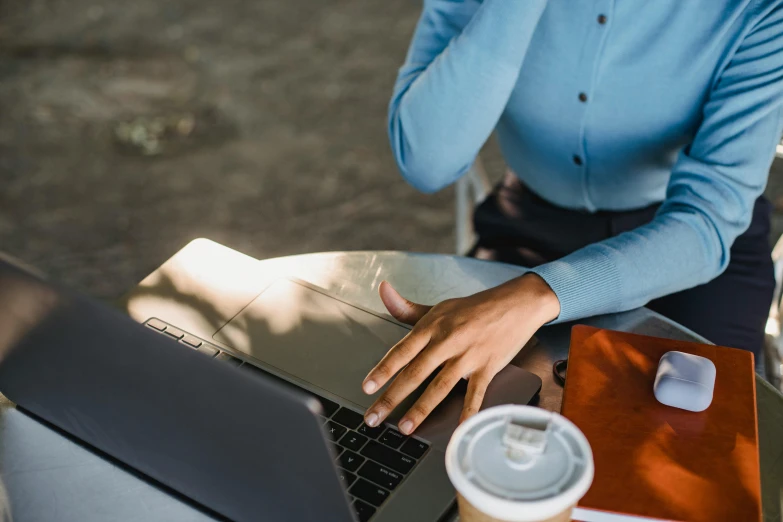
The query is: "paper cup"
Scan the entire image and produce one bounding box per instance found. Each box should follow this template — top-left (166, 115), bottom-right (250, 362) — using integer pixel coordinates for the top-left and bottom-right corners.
top-left (445, 405), bottom-right (593, 522)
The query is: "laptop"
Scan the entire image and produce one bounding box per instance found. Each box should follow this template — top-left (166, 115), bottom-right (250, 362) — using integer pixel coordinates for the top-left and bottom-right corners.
top-left (0, 244), bottom-right (542, 522)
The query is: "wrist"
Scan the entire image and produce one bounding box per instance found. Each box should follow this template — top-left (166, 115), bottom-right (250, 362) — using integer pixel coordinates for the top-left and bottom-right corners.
top-left (505, 273), bottom-right (561, 324)
top-left (528, 273), bottom-right (561, 322)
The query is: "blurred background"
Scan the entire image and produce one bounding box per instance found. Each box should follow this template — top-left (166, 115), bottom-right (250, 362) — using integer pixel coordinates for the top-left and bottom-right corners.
top-left (0, 0), bottom-right (780, 300)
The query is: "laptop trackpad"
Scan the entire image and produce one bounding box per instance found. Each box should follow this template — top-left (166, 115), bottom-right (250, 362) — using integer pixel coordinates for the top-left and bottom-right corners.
top-left (212, 279), bottom-right (411, 410)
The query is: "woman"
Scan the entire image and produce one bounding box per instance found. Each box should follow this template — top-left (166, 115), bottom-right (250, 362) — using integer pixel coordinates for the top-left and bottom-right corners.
top-left (362, 0), bottom-right (783, 435)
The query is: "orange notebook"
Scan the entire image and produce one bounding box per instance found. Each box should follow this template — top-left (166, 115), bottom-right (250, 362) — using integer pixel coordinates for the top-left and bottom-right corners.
top-left (562, 326), bottom-right (761, 522)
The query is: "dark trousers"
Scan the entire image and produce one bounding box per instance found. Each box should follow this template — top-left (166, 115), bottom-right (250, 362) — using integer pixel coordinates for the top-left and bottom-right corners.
top-left (470, 173), bottom-right (775, 359)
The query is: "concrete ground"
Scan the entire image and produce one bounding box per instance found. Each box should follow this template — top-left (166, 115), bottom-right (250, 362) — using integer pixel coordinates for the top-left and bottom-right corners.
top-left (0, 0), bottom-right (781, 299)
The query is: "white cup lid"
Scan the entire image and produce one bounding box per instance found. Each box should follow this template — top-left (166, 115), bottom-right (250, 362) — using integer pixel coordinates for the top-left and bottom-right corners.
top-left (445, 405), bottom-right (594, 522)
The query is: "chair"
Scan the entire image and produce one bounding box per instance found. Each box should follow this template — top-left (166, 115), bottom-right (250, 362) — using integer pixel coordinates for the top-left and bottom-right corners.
top-left (765, 234), bottom-right (783, 391)
top-left (455, 157), bottom-right (491, 255)
top-left (765, 140), bottom-right (783, 390)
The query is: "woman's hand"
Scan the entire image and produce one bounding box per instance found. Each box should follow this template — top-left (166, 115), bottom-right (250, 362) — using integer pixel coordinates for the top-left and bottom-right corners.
top-left (362, 274), bottom-right (560, 435)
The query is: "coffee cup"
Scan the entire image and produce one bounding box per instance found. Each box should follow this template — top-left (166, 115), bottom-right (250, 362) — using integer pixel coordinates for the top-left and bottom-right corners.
top-left (445, 405), bottom-right (594, 522)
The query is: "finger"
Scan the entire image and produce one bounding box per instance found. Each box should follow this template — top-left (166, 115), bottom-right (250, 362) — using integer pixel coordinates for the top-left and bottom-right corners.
top-left (364, 341), bottom-right (445, 428)
top-left (379, 281), bottom-right (431, 325)
top-left (362, 326), bottom-right (431, 394)
top-left (397, 360), bottom-right (468, 435)
top-left (459, 371), bottom-right (492, 424)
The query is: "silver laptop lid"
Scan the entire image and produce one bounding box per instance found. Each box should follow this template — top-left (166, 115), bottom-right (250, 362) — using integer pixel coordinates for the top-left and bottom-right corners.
top-left (0, 256), bottom-right (355, 522)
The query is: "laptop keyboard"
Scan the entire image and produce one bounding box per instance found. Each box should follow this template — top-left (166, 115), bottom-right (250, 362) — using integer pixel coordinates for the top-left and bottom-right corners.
top-left (144, 318), bottom-right (430, 522)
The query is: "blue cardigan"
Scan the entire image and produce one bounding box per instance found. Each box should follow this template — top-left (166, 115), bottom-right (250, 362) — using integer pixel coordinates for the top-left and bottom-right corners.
top-left (388, 0), bottom-right (783, 322)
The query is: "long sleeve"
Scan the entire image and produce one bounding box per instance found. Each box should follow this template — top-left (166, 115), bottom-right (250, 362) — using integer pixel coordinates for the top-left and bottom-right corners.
top-left (532, 5), bottom-right (783, 323)
top-left (388, 0), bottom-right (548, 193)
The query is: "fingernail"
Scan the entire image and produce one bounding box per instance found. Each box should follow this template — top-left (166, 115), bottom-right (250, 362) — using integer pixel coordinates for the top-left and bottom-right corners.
top-left (400, 419), bottom-right (413, 435)
top-left (363, 380), bottom-right (377, 394)
top-left (366, 412), bottom-right (379, 427)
